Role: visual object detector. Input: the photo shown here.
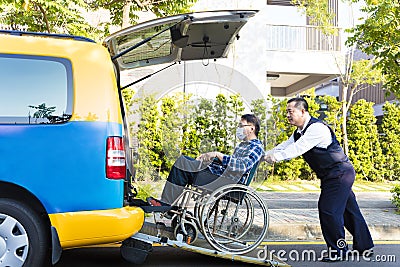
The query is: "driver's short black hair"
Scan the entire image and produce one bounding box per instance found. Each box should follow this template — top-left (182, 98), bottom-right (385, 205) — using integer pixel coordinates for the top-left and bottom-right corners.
top-left (288, 97), bottom-right (309, 112)
top-left (241, 114), bottom-right (260, 137)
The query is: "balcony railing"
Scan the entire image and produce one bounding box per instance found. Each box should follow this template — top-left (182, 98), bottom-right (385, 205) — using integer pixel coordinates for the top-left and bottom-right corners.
top-left (266, 24), bottom-right (341, 52)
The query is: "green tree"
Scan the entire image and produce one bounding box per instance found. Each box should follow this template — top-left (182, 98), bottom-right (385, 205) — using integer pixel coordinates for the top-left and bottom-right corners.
top-left (181, 93), bottom-right (245, 158)
top-left (0, 0), bottom-right (197, 39)
top-left (211, 94), bottom-right (230, 154)
top-left (292, 0), bottom-right (337, 35)
top-left (181, 106), bottom-right (201, 159)
top-left (266, 98), bottom-right (304, 180)
top-left (293, 0), bottom-right (384, 155)
top-left (227, 94), bottom-right (245, 149)
top-left (133, 95), bottom-right (163, 181)
top-left (207, 93), bottom-right (245, 155)
top-left (159, 93), bottom-right (191, 176)
top-left (122, 88), bottom-right (136, 133)
top-left (319, 95), bottom-right (343, 143)
top-left (86, 0), bottom-right (197, 31)
top-left (180, 122), bottom-right (199, 158)
top-left (122, 88), bottom-right (136, 111)
top-left (347, 0), bottom-right (400, 97)
top-left (340, 59), bottom-right (383, 155)
top-left (251, 99), bottom-right (268, 151)
top-left (160, 96), bottom-right (180, 175)
top-left (380, 102), bottom-right (400, 181)
top-left (266, 91), bottom-right (345, 181)
top-left (251, 98), bottom-right (268, 181)
top-left (264, 96), bottom-right (287, 180)
top-left (0, 0), bottom-right (98, 37)
top-left (190, 97), bottom-right (214, 154)
top-left (264, 95), bottom-right (281, 151)
top-left (347, 99), bottom-right (384, 181)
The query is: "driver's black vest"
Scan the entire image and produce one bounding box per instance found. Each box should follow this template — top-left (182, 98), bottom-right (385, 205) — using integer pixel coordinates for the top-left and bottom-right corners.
top-left (294, 117), bottom-right (348, 179)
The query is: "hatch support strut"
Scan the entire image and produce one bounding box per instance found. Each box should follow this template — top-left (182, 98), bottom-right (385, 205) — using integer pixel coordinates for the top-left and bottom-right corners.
top-left (120, 62), bottom-right (177, 90)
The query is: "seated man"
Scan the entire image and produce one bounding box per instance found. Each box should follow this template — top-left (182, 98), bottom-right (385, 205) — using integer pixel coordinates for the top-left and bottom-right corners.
top-left (149, 114), bottom-right (264, 206)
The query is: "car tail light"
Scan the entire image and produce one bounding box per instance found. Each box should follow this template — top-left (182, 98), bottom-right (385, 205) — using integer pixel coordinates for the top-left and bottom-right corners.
top-left (106, 137), bottom-right (126, 179)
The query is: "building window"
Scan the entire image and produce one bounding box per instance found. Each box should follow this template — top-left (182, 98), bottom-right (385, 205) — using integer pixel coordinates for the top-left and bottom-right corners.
top-left (267, 0), bottom-right (294, 6)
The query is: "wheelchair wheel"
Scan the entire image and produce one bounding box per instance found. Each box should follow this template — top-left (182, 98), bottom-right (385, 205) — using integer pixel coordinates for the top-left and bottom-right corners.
top-left (193, 195), bottom-right (208, 232)
top-left (171, 210), bottom-right (195, 230)
top-left (200, 184), bottom-right (268, 255)
top-left (173, 220), bottom-right (198, 244)
top-left (204, 193), bottom-right (254, 244)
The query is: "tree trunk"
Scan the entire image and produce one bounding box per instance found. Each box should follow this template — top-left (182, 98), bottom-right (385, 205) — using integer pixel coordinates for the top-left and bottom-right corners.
top-left (122, 0), bottom-right (132, 29)
top-left (34, 2), bottom-right (51, 33)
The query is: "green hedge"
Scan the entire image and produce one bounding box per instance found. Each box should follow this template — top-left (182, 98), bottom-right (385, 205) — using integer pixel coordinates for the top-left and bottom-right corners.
top-left (126, 91), bottom-right (400, 182)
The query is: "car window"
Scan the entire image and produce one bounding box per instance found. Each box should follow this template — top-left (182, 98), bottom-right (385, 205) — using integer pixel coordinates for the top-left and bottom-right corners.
top-left (0, 54), bottom-right (72, 124)
top-left (116, 24), bottom-right (173, 65)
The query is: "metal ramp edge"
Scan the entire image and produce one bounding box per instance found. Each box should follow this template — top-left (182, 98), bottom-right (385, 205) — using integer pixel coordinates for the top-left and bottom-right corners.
top-left (129, 232), bottom-right (291, 267)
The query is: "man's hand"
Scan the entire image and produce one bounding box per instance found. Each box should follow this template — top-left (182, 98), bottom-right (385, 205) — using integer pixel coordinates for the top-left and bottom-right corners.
top-left (264, 154), bottom-right (276, 164)
top-left (196, 152), bottom-right (217, 162)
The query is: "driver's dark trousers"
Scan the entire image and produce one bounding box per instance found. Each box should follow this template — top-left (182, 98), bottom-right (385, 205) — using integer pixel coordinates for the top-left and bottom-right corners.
top-left (318, 162), bottom-right (374, 255)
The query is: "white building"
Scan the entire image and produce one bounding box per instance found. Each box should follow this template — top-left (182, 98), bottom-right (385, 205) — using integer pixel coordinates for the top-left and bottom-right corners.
top-left (122, 0), bottom-right (362, 108)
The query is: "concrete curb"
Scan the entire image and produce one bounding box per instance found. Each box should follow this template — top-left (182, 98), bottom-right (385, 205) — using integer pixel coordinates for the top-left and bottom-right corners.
top-left (267, 224), bottom-right (400, 242)
top-left (267, 208), bottom-right (400, 241)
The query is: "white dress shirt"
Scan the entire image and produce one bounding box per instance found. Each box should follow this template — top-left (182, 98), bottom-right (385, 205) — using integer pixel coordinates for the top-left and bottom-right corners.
top-left (270, 114), bottom-right (332, 162)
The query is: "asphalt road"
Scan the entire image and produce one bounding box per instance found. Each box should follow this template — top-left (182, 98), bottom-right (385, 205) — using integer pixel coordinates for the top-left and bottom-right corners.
top-left (55, 245), bottom-right (250, 267)
top-left (55, 242), bottom-right (399, 267)
top-left (267, 242), bottom-right (399, 267)
top-left (55, 192), bottom-right (396, 266)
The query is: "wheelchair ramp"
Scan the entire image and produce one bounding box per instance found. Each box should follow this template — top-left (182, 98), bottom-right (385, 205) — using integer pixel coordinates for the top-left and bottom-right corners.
top-left (175, 239), bottom-right (289, 267)
top-left (129, 222), bottom-right (290, 267)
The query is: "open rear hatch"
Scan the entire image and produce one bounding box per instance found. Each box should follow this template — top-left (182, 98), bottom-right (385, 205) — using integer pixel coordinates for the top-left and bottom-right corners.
top-left (104, 10), bottom-right (258, 200)
top-left (103, 10), bottom-right (258, 71)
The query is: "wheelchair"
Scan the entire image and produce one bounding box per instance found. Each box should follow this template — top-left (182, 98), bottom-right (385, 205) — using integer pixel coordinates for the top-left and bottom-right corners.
top-left (153, 160), bottom-right (269, 255)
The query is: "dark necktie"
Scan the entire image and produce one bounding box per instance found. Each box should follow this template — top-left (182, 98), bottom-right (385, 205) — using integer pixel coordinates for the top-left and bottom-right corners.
top-left (294, 131), bottom-right (302, 141)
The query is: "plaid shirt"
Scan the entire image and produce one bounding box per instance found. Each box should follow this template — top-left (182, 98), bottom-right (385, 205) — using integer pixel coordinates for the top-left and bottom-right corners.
top-left (208, 139), bottom-right (264, 182)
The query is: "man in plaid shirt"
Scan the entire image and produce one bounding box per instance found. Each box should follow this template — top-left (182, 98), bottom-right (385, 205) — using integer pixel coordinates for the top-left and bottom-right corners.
top-left (149, 114), bottom-right (264, 206)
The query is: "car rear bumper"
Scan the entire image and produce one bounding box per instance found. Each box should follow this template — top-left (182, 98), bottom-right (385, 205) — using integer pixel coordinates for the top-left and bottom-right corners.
top-left (49, 206), bottom-right (144, 248)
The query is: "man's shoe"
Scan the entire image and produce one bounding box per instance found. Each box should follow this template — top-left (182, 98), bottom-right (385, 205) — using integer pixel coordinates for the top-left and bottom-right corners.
top-left (147, 197), bottom-right (169, 207)
top-left (321, 256), bottom-right (343, 262)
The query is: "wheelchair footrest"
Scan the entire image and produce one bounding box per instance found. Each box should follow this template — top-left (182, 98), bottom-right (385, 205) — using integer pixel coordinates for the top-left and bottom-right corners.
top-left (128, 198), bottom-right (175, 213)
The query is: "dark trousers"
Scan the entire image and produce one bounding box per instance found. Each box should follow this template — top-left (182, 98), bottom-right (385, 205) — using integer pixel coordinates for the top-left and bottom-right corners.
top-left (161, 156), bottom-right (219, 204)
top-left (318, 163), bottom-right (374, 255)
